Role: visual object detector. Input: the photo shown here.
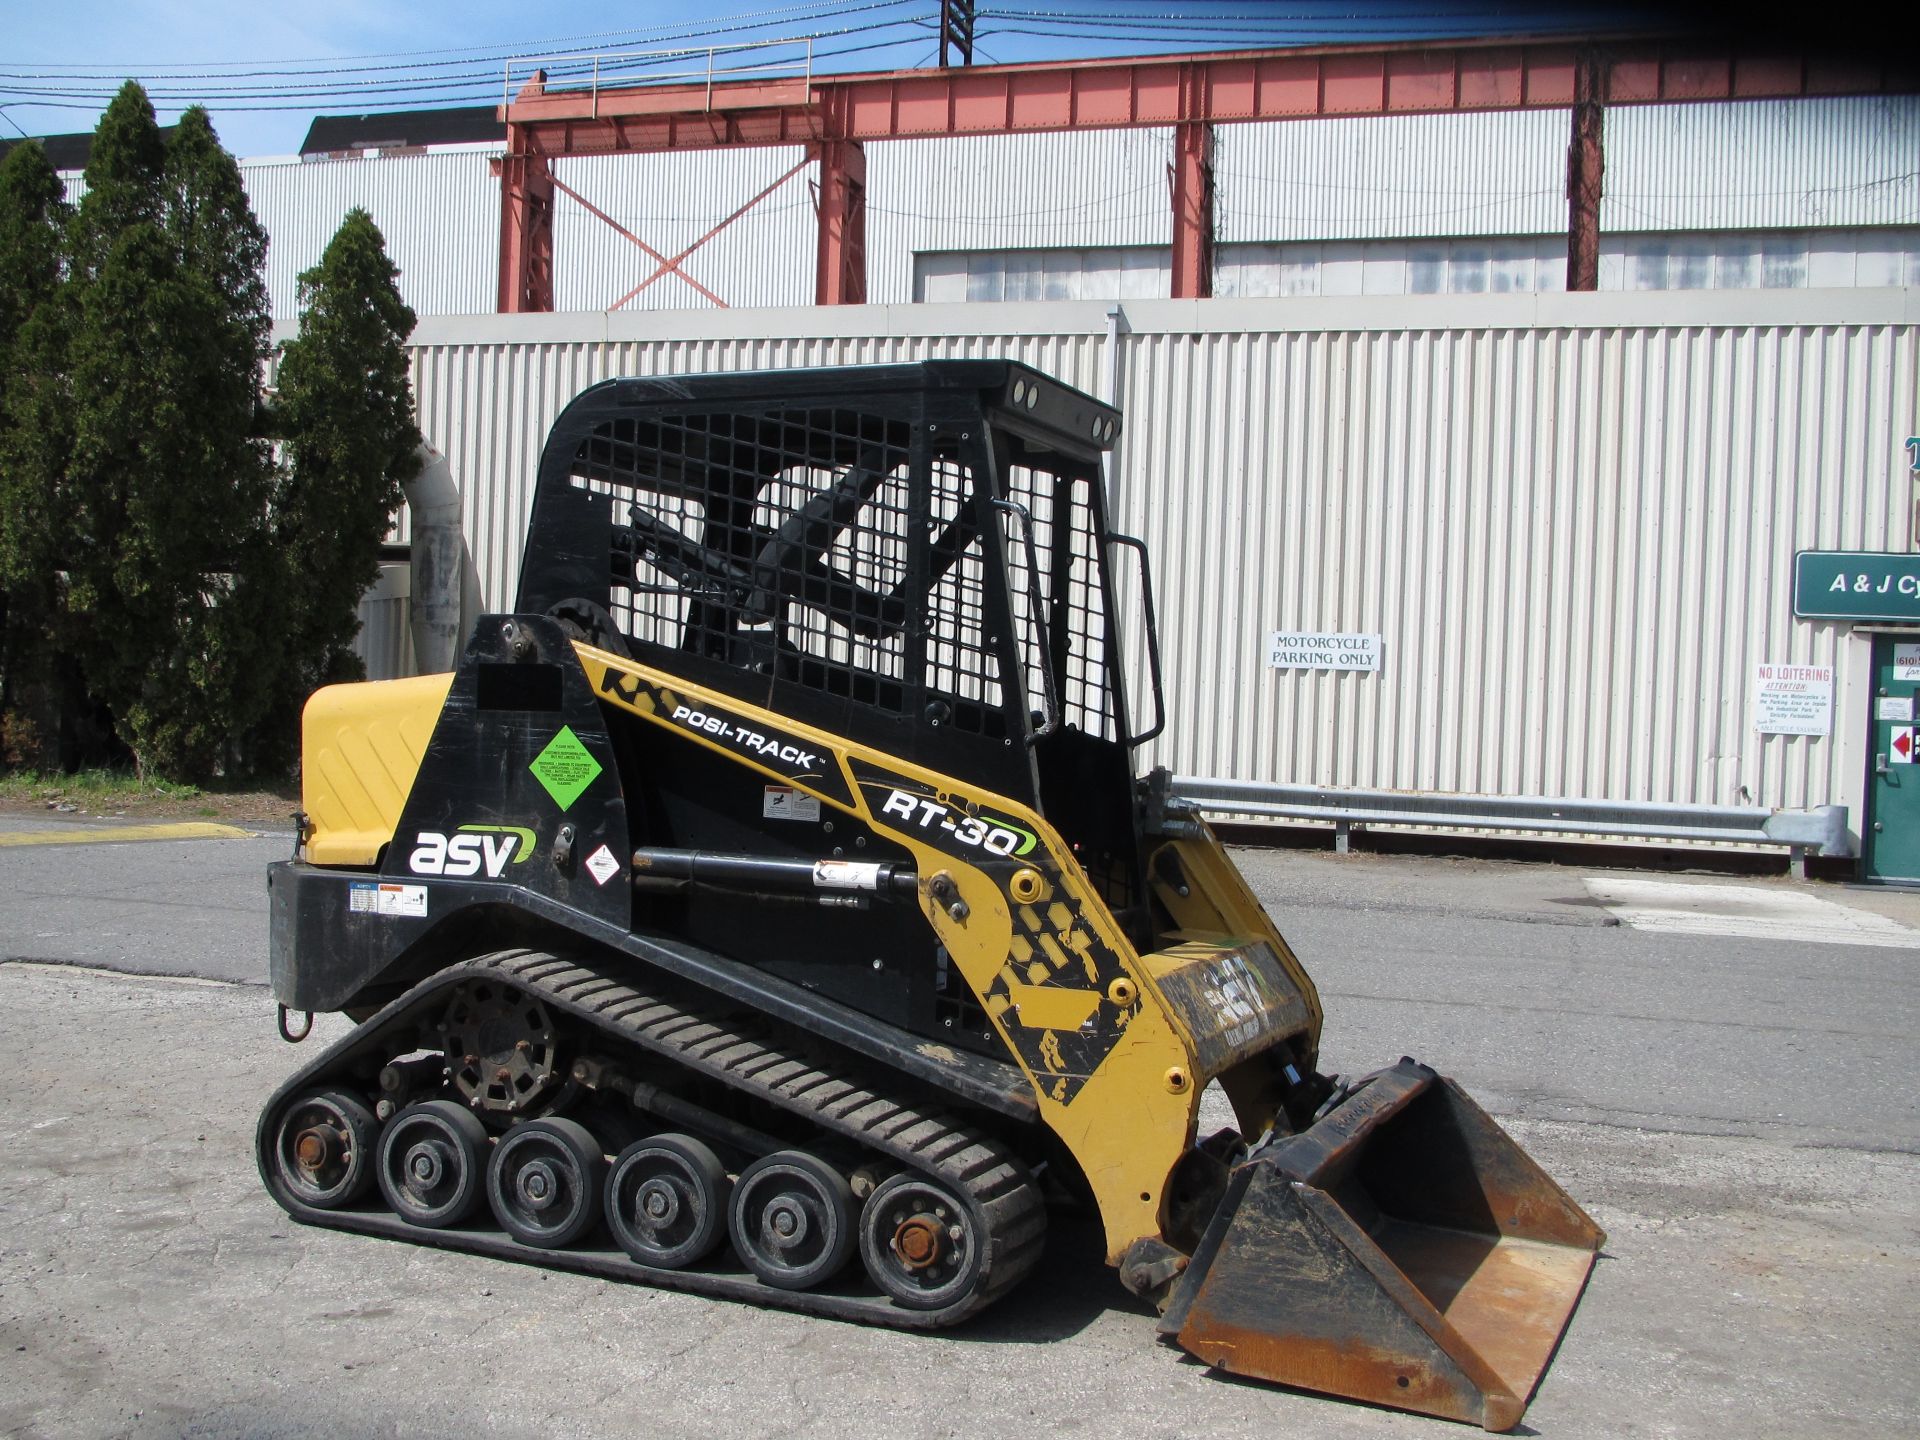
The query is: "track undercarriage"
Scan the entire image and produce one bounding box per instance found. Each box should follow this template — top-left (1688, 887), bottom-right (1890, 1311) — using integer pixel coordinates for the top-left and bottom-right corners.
top-left (260, 949), bottom-right (1047, 1326)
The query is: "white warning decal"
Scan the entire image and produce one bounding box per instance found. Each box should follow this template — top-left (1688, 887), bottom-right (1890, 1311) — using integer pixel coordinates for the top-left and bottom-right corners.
top-left (813, 860), bottom-right (881, 891)
top-left (764, 785), bottom-right (822, 822)
top-left (349, 882), bottom-right (428, 918)
top-left (584, 843), bottom-right (622, 886)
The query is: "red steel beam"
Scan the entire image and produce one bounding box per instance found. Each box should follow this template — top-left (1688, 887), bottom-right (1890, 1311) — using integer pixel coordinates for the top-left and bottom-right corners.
top-left (503, 40), bottom-right (1914, 153)
top-left (542, 172), bottom-right (731, 309)
top-left (1169, 116), bottom-right (1214, 301)
top-left (608, 155), bottom-right (814, 310)
top-left (813, 139), bottom-right (867, 306)
top-left (1566, 51), bottom-right (1605, 292)
top-left (497, 39), bottom-right (1916, 309)
top-left (493, 141), bottom-right (554, 313)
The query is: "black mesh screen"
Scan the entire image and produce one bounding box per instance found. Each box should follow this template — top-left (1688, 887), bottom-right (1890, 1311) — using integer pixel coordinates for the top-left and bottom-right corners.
top-left (749, 428), bottom-right (913, 689)
top-left (925, 453), bottom-right (1004, 732)
top-left (557, 400), bottom-right (1119, 758)
top-left (567, 407), bottom-right (1019, 728)
top-left (1003, 463), bottom-right (1117, 741)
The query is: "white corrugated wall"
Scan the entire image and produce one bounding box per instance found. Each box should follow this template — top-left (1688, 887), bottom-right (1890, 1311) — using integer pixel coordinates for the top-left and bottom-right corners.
top-left (353, 562), bottom-right (416, 682)
top-left (400, 290), bottom-right (1918, 830)
top-left (1213, 110), bottom-right (1571, 243)
top-left (47, 94), bottom-right (1920, 321)
top-left (1108, 296), bottom-right (1917, 822)
top-left (1604, 96), bottom-right (1920, 233)
top-left (550, 148), bottom-right (816, 313)
top-left (865, 130), bottom-right (1175, 303)
top-left (241, 149), bottom-right (500, 320)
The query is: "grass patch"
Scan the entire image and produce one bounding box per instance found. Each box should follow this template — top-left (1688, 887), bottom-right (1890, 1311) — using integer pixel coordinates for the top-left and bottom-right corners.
top-left (0, 768), bottom-right (204, 805)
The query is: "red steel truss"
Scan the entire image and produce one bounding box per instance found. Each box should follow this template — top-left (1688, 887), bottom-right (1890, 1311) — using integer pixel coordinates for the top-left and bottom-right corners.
top-left (497, 39), bottom-right (1916, 310)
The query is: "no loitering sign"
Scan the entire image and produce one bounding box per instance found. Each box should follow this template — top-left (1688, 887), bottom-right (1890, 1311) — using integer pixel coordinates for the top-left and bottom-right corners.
top-left (1753, 662), bottom-right (1833, 737)
top-left (1268, 631), bottom-right (1382, 672)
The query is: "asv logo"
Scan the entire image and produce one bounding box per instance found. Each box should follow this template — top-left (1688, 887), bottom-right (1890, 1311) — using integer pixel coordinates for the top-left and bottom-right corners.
top-left (408, 825), bottom-right (535, 879)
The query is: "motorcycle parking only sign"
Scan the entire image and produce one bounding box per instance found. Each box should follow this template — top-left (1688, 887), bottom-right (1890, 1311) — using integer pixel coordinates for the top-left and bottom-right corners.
top-left (1268, 631), bottom-right (1382, 672)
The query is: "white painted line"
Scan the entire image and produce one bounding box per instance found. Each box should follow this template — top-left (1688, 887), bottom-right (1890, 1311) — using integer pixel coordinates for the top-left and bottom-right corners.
top-left (1582, 877), bottom-right (1920, 948)
top-left (0, 959), bottom-right (242, 987)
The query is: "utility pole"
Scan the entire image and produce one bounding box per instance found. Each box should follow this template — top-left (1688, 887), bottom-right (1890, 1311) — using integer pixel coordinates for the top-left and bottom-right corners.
top-left (938, 1), bottom-right (976, 68)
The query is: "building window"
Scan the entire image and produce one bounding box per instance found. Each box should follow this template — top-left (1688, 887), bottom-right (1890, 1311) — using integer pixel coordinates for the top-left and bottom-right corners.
top-left (917, 229), bottom-right (1919, 302)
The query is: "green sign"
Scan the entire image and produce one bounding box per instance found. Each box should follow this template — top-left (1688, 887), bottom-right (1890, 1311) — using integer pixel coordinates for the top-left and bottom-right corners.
top-left (1793, 550), bottom-right (1920, 623)
top-left (529, 726), bottom-right (602, 811)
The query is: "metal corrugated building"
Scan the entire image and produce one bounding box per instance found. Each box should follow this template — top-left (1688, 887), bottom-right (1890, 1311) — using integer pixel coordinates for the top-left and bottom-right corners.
top-left (53, 94), bottom-right (1915, 318)
top-left (1213, 110), bottom-right (1570, 243)
top-left (1604, 97), bottom-right (1920, 233)
top-left (865, 129), bottom-right (1175, 303)
top-left (1212, 97), bottom-right (1920, 243)
top-left (392, 289), bottom-right (1918, 851)
top-left (241, 149), bottom-right (500, 319)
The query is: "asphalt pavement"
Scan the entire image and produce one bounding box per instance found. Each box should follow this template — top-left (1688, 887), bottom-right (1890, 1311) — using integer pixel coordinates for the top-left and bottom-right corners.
top-left (0, 819), bottom-right (283, 984)
top-left (0, 818), bottom-right (1914, 1439)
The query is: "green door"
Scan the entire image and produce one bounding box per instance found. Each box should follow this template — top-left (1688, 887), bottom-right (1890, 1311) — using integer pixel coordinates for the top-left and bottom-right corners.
top-left (1863, 635), bottom-right (1920, 881)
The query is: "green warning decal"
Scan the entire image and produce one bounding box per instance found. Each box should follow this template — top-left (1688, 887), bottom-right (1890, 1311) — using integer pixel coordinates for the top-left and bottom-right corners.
top-left (529, 726), bottom-right (602, 812)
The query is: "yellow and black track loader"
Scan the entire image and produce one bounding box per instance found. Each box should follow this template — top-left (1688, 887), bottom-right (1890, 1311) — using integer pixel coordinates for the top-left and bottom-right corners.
top-left (259, 361), bottom-right (1602, 1430)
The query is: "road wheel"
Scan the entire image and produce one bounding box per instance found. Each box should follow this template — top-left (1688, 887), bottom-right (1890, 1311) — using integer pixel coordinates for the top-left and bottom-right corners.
top-left (486, 1117), bottom-right (605, 1248)
top-left (606, 1132), bottom-right (731, 1269)
top-left (728, 1150), bottom-right (854, 1290)
top-left (377, 1099), bottom-right (489, 1228)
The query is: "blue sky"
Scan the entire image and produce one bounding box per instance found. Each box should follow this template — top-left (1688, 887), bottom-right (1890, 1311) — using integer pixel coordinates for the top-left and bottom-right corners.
top-left (3, 2), bottom-right (1649, 160)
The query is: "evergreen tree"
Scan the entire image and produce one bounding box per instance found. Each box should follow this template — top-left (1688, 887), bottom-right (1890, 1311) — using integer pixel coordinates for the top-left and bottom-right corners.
top-left (67, 83), bottom-right (167, 277)
top-left (4, 88), bottom-right (416, 781)
top-left (255, 208), bottom-right (421, 765)
top-left (0, 141), bottom-right (67, 356)
top-left (0, 141), bottom-right (74, 762)
top-left (57, 84), bottom-right (278, 779)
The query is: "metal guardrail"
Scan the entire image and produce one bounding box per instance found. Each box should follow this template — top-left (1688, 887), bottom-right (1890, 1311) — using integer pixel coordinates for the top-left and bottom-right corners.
top-left (1171, 777), bottom-right (1853, 874)
top-left (503, 39), bottom-right (815, 112)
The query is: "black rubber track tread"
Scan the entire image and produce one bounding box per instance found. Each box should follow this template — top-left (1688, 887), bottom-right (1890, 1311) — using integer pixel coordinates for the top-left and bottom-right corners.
top-left (257, 947), bottom-right (1046, 1331)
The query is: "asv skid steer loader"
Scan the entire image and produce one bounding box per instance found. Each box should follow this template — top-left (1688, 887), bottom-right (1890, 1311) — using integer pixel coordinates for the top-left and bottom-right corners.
top-left (260, 361), bottom-right (1602, 1430)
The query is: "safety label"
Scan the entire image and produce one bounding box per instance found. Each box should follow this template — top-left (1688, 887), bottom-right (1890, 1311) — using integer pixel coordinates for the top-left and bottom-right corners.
top-left (348, 882), bottom-right (428, 918)
top-left (814, 860), bottom-right (881, 891)
top-left (529, 726), bottom-right (603, 812)
top-left (764, 785), bottom-right (822, 822)
top-left (584, 843), bottom-right (622, 886)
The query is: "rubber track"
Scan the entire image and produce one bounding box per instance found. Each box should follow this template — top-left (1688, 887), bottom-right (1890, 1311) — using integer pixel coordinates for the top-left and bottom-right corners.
top-left (258, 948), bottom-right (1047, 1330)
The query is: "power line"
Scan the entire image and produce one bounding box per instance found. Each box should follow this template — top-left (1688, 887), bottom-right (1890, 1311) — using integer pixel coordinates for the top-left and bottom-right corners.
top-left (0, 21), bottom-right (941, 109)
top-left (8, 1), bottom-right (924, 73)
top-left (0, 30), bottom-right (946, 117)
top-left (0, 16), bottom-right (931, 95)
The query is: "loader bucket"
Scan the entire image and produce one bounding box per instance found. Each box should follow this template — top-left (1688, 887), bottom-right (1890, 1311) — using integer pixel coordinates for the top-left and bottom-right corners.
top-left (1159, 1059), bottom-right (1604, 1431)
